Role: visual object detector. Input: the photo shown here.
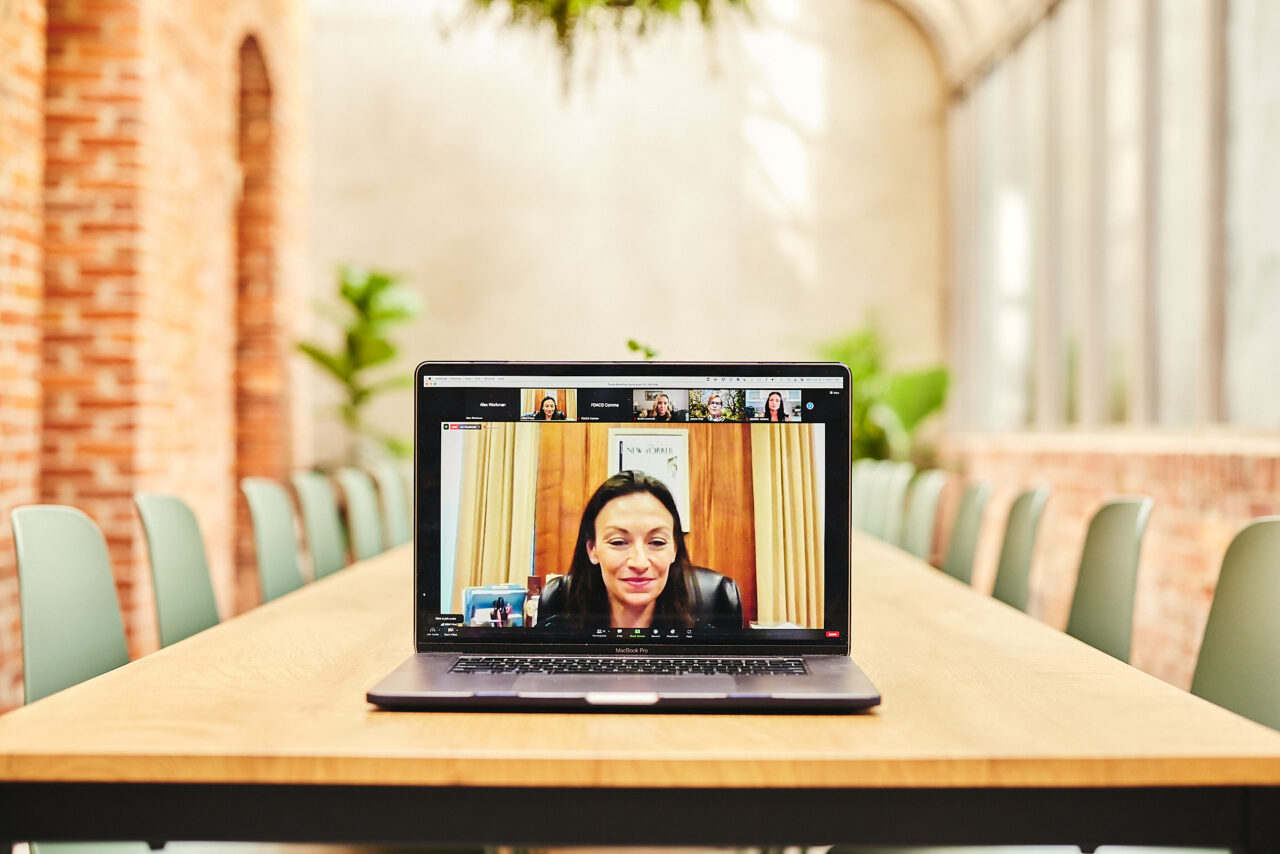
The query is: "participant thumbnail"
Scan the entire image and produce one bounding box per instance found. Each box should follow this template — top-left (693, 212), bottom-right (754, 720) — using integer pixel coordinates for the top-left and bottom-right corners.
top-left (633, 389), bottom-right (688, 422)
top-left (747, 389), bottom-right (802, 422)
top-left (689, 389), bottom-right (745, 422)
top-left (521, 388), bottom-right (576, 421)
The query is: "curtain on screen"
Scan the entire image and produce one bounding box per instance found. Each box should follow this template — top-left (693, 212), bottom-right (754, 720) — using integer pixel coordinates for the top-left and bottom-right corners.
top-left (751, 423), bottom-right (824, 626)
top-left (452, 423), bottom-right (539, 611)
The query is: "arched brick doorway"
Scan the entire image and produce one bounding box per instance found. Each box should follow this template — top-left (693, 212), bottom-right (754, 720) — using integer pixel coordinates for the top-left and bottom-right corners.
top-left (234, 35), bottom-right (290, 612)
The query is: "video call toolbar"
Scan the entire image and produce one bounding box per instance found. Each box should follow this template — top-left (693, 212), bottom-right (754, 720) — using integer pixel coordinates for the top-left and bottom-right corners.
top-left (441, 385), bottom-right (843, 423)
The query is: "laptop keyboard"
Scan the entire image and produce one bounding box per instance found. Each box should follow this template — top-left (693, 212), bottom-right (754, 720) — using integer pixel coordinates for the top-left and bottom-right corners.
top-left (450, 656), bottom-right (807, 676)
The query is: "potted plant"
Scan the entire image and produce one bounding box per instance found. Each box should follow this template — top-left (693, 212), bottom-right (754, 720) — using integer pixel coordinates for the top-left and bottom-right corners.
top-left (297, 264), bottom-right (422, 465)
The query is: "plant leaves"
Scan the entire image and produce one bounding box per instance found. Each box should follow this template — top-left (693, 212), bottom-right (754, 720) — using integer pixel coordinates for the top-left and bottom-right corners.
top-left (365, 374), bottom-right (415, 394)
top-left (882, 367), bottom-right (949, 435)
top-left (296, 342), bottom-right (353, 383)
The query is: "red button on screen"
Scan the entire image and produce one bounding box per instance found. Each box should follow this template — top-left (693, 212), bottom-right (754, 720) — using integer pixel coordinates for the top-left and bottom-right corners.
top-left (825, 630), bottom-right (840, 638)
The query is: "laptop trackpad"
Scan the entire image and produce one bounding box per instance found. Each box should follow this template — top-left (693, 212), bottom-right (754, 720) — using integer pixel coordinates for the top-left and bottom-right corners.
top-left (514, 674), bottom-right (735, 697)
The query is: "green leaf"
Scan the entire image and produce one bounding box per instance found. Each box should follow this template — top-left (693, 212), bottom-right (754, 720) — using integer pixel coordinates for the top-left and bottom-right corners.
top-left (381, 436), bottom-right (413, 459)
top-left (365, 374), bottom-right (415, 394)
top-left (296, 342), bottom-right (353, 383)
top-left (626, 338), bottom-right (658, 360)
top-left (882, 367), bottom-right (949, 436)
top-left (350, 333), bottom-right (396, 369)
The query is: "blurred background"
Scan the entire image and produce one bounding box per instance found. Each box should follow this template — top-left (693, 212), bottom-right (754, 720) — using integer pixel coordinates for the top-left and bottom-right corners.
top-left (0, 0), bottom-right (1277, 710)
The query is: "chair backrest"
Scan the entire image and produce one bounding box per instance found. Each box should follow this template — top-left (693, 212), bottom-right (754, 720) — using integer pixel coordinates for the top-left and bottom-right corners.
top-left (990, 485), bottom-right (1052, 610)
top-left (10, 505), bottom-right (130, 704)
top-left (880, 461), bottom-right (917, 546)
top-left (850, 458), bottom-right (877, 532)
top-left (240, 477), bottom-right (305, 602)
top-left (399, 459), bottom-right (414, 526)
top-left (1064, 497), bottom-right (1154, 663)
top-left (133, 492), bottom-right (221, 646)
top-left (861, 461), bottom-right (891, 539)
top-left (290, 471), bottom-right (349, 580)
top-left (941, 481), bottom-right (992, 584)
top-left (370, 459), bottom-right (412, 547)
top-left (1191, 517), bottom-right (1280, 730)
top-left (336, 467), bottom-right (384, 561)
top-left (900, 469), bottom-right (948, 560)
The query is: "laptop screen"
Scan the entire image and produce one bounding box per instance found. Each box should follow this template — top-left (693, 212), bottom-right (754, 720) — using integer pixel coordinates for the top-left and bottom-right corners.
top-left (414, 362), bottom-right (851, 652)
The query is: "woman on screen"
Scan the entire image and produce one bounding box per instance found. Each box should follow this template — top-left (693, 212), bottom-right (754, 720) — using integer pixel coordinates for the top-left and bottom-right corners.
top-left (545, 471), bottom-right (693, 630)
top-left (531, 395), bottom-right (566, 421)
top-left (705, 394), bottom-right (727, 422)
top-left (651, 393), bottom-right (675, 422)
top-left (763, 391), bottom-right (788, 422)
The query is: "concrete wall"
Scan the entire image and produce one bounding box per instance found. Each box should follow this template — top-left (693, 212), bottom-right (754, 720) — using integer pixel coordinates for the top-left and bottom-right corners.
top-left (307, 0), bottom-right (947, 464)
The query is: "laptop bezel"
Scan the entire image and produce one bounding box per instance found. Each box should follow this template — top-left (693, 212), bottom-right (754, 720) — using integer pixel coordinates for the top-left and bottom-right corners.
top-left (413, 361), bottom-right (852, 657)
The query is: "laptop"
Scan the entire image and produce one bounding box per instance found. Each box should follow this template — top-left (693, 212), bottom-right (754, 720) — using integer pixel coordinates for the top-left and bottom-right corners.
top-left (367, 361), bottom-right (881, 711)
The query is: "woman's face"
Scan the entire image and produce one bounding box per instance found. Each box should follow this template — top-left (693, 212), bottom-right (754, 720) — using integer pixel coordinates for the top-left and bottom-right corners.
top-left (768, 393), bottom-right (782, 412)
top-left (654, 396), bottom-right (669, 416)
top-left (587, 492), bottom-right (675, 624)
top-left (707, 396), bottom-right (723, 418)
top-left (541, 398), bottom-right (556, 417)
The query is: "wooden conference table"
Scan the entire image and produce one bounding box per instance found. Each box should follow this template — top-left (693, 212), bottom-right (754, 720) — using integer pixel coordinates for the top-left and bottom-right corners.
top-left (3, 534), bottom-right (1280, 849)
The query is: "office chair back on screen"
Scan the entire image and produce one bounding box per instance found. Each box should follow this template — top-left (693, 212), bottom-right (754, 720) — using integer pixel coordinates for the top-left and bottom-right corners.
top-left (134, 492), bottom-right (221, 646)
top-left (1064, 497), bottom-right (1154, 663)
top-left (1190, 517), bottom-right (1280, 731)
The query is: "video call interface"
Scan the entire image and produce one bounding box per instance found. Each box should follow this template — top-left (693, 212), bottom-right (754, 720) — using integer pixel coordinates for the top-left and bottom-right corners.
top-left (422, 373), bottom-right (847, 645)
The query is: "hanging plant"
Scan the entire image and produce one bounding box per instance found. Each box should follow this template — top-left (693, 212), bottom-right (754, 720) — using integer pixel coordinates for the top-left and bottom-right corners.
top-left (471, 0), bottom-right (751, 91)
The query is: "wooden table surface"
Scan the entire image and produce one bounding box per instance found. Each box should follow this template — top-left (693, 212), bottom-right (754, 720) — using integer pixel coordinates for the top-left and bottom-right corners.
top-left (2, 532), bottom-right (1280, 791)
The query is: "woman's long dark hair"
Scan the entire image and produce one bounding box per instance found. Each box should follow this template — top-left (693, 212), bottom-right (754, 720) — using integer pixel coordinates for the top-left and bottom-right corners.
top-left (562, 470), bottom-right (693, 629)
top-left (765, 390), bottom-right (788, 421)
top-left (537, 396), bottom-right (558, 420)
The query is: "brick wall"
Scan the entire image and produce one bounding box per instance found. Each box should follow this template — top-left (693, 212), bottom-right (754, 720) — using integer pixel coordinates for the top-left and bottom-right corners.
top-left (134, 0), bottom-right (310, 632)
top-left (0, 0), bottom-right (308, 710)
top-left (41, 0), bottom-right (149, 651)
top-left (0, 0), bottom-right (47, 710)
top-left (939, 433), bottom-right (1280, 690)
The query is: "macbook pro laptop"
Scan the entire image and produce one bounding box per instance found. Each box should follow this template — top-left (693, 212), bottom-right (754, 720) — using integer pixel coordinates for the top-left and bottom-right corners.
top-left (367, 361), bottom-right (881, 711)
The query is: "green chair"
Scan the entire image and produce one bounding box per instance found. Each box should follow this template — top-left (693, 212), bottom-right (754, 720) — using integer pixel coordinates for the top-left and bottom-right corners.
top-left (880, 461), bottom-right (917, 546)
top-left (10, 508), bottom-right (150, 854)
top-left (990, 485), bottom-right (1052, 610)
top-left (941, 481), bottom-right (992, 584)
top-left (399, 459), bottom-right (414, 524)
top-left (240, 477), bottom-right (305, 602)
top-left (1191, 517), bottom-right (1280, 730)
top-left (371, 459), bottom-right (412, 547)
top-left (850, 458), bottom-right (877, 532)
top-left (900, 469), bottom-right (947, 561)
top-left (861, 461), bottom-right (891, 539)
top-left (10, 505), bottom-right (130, 704)
top-left (336, 467), bottom-right (384, 561)
top-left (291, 470), bottom-right (349, 580)
top-left (1064, 497), bottom-right (1154, 663)
top-left (133, 492), bottom-right (221, 646)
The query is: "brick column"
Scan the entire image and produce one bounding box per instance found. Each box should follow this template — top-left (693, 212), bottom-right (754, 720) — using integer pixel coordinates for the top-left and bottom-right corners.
top-left (0, 0), bottom-right (48, 709)
top-left (41, 0), bottom-right (147, 652)
top-left (234, 35), bottom-right (289, 612)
